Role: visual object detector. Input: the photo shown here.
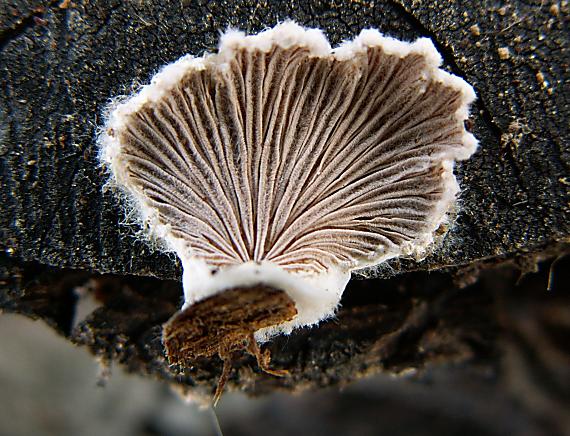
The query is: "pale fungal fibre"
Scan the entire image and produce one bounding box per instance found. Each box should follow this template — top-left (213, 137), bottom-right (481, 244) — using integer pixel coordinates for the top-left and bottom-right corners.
top-left (99, 21), bottom-right (478, 341)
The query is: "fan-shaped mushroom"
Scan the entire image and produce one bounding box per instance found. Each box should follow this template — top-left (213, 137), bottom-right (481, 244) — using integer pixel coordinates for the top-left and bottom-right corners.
top-left (99, 21), bottom-right (478, 401)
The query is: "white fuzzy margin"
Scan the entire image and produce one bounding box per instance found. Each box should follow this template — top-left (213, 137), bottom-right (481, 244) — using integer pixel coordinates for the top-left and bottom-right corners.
top-left (98, 20), bottom-right (479, 339)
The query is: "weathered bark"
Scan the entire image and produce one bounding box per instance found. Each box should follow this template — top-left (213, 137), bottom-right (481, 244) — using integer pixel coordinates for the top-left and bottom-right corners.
top-left (1, 0), bottom-right (568, 278)
top-left (0, 0), bottom-right (568, 433)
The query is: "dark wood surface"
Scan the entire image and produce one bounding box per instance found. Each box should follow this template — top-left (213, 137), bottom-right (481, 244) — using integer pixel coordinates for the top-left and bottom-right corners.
top-left (1, 1), bottom-right (568, 433)
top-left (1, 0), bottom-right (568, 279)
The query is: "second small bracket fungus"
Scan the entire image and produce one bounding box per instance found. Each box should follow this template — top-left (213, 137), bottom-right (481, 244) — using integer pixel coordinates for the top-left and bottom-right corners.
top-left (99, 21), bottom-right (478, 392)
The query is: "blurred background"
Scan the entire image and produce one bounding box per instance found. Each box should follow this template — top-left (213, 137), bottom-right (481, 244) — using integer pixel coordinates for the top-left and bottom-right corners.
top-left (0, 256), bottom-right (568, 436)
top-left (0, 314), bottom-right (535, 436)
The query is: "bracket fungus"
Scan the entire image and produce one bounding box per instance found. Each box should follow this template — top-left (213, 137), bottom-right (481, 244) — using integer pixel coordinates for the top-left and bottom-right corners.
top-left (99, 21), bottom-right (478, 400)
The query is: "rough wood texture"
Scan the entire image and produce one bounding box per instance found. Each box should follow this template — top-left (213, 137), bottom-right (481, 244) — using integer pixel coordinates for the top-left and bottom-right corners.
top-left (1, 0), bottom-right (568, 279)
top-left (0, 0), bottom-right (568, 432)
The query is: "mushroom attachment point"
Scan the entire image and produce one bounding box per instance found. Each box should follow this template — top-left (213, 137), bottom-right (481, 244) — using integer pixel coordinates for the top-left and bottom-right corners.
top-left (99, 21), bottom-right (478, 397)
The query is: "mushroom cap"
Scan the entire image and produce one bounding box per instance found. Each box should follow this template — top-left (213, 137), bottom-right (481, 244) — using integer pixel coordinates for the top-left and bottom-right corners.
top-left (99, 21), bottom-right (477, 336)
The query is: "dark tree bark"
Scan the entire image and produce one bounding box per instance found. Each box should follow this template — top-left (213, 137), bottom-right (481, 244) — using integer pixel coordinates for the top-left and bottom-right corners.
top-left (1, 0), bottom-right (568, 433)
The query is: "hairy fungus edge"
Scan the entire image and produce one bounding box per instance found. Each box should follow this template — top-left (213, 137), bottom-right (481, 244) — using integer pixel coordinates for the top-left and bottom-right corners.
top-left (97, 21), bottom-right (479, 336)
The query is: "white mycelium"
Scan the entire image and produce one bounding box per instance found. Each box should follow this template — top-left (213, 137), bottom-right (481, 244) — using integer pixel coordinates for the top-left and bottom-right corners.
top-left (99, 21), bottom-right (478, 339)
